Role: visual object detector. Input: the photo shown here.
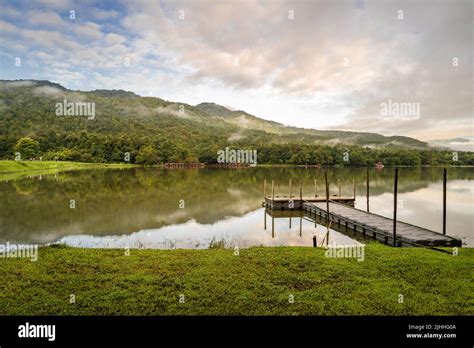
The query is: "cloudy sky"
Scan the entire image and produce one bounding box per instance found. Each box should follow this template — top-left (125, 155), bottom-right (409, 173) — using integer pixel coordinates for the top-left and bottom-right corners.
top-left (0, 0), bottom-right (472, 141)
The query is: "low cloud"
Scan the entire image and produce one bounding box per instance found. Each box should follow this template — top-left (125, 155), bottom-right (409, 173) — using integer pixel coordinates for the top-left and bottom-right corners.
top-left (0, 0), bottom-right (471, 140)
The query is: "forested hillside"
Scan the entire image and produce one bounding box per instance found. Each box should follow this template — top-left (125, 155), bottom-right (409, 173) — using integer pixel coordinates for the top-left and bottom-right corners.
top-left (1, 80), bottom-right (473, 166)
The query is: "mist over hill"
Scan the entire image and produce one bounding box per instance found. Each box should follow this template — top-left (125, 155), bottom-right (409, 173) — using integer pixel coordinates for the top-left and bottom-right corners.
top-left (194, 101), bottom-right (428, 149)
top-left (1, 79), bottom-right (472, 166)
top-left (429, 137), bottom-right (474, 152)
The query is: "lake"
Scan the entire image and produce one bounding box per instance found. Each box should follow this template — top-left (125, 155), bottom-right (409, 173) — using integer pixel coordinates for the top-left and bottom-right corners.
top-left (1, 167), bottom-right (473, 248)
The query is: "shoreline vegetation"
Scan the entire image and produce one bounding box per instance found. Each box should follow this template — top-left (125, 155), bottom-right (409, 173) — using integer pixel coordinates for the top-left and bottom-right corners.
top-left (1, 159), bottom-right (473, 174)
top-left (0, 243), bottom-right (471, 315)
top-left (256, 163), bottom-right (474, 168)
top-left (1, 159), bottom-right (473, 181)
top-left (0, 160), bottom-right (137, 173)
top-left (0, 160), bottom-right (137, 180)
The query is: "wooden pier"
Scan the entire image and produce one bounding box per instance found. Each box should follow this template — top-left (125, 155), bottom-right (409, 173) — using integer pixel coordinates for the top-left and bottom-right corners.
top-left (264, 196), bottom-right (355, 209)
top-left (262, 170), bottom-right (462, 248)
top-left (302, 201), bottom-right (461, 247)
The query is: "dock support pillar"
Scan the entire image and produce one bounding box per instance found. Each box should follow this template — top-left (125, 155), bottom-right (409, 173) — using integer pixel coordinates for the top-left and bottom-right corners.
top-left (366, 169), bottom-right (370, 212)
top-left (353, 179), bottom-right (356, 199)
top-left (313, 235), bottom-right (317, 247)
top-left (272, 216), bottom-right (274, 238)
top-left (393, 168), bottom-right (398, 246)
top-left (299, 216), bottom-right (302, 237)
top-left (264, 209), bottom-right (267, 230)
top-left (271, 180), bottom-right (275, 202)
top-left (338, 179), bottom-right (341, 196)
top-left (314, 179), bottom-right (317, 197)
top-left (325, 171), bottom-right (330, 222)
top-left (443, 168), bottom-right (447, 235)
top-left (263, 179), bottom-right (267, 200)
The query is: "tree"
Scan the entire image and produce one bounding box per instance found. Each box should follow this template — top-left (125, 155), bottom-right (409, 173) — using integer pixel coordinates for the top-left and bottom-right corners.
top-left (44, 148), bottom-right (81, 161)
top-left (135, 145), bottom-right (159, 165)
top-left (157, 141), bottom-right (176, 163)
top-left (14, 137), bottom-right (40, 159)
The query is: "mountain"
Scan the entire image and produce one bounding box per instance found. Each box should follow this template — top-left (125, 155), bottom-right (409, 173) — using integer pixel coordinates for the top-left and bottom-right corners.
top-left (195, 102), bottom-right (287, 135)
top-left (0, 79), bottom-right (429, 149)
top-left (195, 101), bottom-right (428, 149)
top-left (89, 89), bottom-right (139, 98)
top-left (3, 79), bottom-right (466, 166)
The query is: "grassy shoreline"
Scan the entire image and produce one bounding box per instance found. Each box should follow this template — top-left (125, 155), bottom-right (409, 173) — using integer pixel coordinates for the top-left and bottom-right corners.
top-left (2, 160), bottom-right (473, 174)
top-left (0, 160), bottom-right (137, 180)
top-left (0, 243), bottom-right (471, 315)
top-left (0, 160), bottom-right (136, 173)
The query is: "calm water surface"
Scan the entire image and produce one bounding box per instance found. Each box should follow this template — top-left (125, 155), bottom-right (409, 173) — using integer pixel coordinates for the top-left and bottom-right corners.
top-left (1, 167), bottom-right (472, 248)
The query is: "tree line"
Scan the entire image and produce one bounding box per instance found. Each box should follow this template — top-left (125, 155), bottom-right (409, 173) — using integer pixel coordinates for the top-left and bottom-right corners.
top-left (4, 135), bottom-right (474, 166)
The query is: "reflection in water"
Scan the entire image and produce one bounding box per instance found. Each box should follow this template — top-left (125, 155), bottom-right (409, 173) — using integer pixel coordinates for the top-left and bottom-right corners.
top-left (56, 208), bottom-right (364, 249)
top-left (0, 167), bottom-right (473, 247)
top-left (357, 179), bottom-right (474, 245)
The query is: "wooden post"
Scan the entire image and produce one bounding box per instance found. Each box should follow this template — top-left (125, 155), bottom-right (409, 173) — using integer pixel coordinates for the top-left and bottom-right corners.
top-left (263, 179), bottom-right (267, 200)
top-left (313, 235), bottom-right (317, 247)
top-left (366, 169), bottom-right (370, 212)
top-left (314, 179), bottom-right (317, 197)
top-left (353, 179), bottom-right (356, 199)
top-left (299, 215), bottom-right (302, 237)
top-left (325, 171), bottom-right (329, 222)
top-left (299, 184), bottom-right (302, 201)
top-left (264, 209), bottom-right (267, 230)
top-left (443, 168), bottom-right (447, 235)
top-left (338, 179), bottom-right (341, 197)
top-left (393, 168), bottom-right (398, 247)
top-left (289, 179), bottom-right (292, 198)
top-left (271, 180), bottom-right (275, 201)
top-left (272, 216), bottom-right (275, 238)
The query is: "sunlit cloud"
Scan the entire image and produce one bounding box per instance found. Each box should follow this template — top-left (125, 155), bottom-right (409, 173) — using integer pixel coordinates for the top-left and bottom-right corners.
top-left (0, 0), bottom-right (472, 140)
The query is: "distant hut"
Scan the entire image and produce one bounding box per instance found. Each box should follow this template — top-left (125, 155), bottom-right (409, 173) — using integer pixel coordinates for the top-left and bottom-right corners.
top-left (375, 161), bottom-right (384, 169)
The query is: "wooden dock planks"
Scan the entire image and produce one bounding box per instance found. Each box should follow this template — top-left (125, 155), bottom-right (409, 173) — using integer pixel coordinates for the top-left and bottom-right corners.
top-left (264, 196), bottom-right (355, 210)
top-left (265, 196), bottom-right (354, 202)
top-left (303, 201), bottom-right (462, 247)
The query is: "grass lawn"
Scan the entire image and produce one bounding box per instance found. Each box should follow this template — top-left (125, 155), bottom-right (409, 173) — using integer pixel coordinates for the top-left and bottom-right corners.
top-left (0, 160), bottom-right (136, 180)
top-left (0, 243), bottom-right (472, 315)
